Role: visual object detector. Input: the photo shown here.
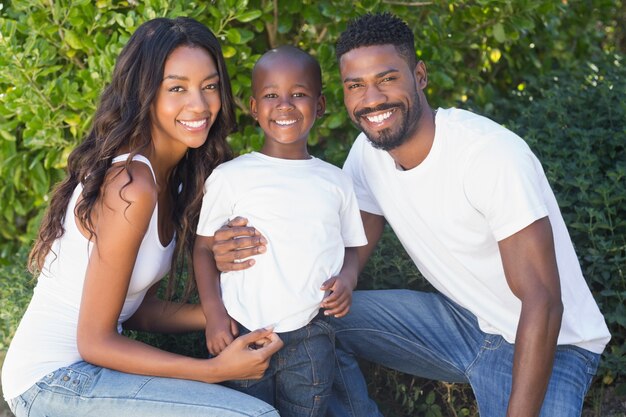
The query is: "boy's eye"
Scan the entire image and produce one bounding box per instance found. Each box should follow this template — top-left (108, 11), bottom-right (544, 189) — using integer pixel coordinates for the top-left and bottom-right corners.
top-left (264, 93), bottom-right (278, 99)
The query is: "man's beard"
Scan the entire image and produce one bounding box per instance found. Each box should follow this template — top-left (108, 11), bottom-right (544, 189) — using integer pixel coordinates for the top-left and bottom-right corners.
top-left (354, 92), bottom-right (422, 151)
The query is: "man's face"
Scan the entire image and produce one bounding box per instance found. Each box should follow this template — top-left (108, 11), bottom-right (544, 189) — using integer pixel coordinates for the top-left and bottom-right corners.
top-left (339, 44), bottom-right (422, 151)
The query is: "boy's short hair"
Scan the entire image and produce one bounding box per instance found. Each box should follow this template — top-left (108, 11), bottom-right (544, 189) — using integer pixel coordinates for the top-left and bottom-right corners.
top-left (252, 46), bottom-right (322, 95)
top-left (335, 12), bottom-right (417, 68)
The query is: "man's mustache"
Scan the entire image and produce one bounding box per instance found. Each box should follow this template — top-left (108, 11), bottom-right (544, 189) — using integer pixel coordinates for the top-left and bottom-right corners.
top-left (354, 103), bottom-right (404, 119)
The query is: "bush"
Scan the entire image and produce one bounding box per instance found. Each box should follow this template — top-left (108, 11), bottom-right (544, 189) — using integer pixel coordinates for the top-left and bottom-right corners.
top-left (1, 0), bottom-right (623, 257)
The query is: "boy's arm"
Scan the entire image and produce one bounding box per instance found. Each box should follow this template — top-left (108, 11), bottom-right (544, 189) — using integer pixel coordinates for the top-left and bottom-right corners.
top-left (193, 234), bottom-right (239, 355)
top-left (320, 247), bottom-right (359, 318)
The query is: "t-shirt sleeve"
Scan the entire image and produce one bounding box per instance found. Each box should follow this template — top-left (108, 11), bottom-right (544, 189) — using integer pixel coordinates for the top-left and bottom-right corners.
top-left (464, 136), bottom-right (549, 241)
top-left (196, 169), bottom-right (234, 237)
top-left (342, 136), bottom-right (384, 216)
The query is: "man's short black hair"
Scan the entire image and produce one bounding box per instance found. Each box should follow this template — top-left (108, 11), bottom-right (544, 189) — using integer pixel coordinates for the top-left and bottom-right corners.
top-left (336, 12), bottom-right (417, 68)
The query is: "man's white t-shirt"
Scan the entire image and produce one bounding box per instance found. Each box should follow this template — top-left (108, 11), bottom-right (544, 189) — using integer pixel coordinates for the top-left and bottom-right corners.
top-left (197, 152), bottom-right (367, 333)
top-left (343, 108), bottom-right (610, 353)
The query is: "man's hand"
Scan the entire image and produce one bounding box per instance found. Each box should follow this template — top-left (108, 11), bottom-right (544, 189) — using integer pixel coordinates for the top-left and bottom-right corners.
top-left (212, 217), bottom-right (267, 272)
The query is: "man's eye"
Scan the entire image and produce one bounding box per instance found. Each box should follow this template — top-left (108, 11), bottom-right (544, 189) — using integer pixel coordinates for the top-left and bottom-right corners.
top-left (347, 83), bottom-right (362, 90)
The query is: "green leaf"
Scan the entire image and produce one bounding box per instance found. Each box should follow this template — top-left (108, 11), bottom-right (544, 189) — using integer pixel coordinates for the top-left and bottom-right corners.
top-left (235, 10), bottom-right (262, 23)
top-left (493, 23), bottom-right (506, 43)
top-left (64, 30), bottom-right (83, 50)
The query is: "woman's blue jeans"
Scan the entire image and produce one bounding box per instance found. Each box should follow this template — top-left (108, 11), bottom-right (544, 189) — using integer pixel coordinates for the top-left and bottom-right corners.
top-left (327, 290), bottom-right (600, 417)
top-left (7, 361), bottom-right (279, 417)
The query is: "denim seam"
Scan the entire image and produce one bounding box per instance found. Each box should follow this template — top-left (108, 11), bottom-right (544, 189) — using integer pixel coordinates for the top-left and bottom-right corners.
top-left (336, 328), bottom-right (467, 376)
top-left (465, 334), bottom-right (502, 378)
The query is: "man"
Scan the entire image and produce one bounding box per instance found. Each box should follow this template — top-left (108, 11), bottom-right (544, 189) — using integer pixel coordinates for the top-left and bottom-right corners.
top-left (212, 13), bottom-right (610, 417)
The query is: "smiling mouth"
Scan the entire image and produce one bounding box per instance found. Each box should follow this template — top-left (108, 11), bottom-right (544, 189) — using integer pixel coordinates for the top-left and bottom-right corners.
top-left (274, 119), bottom-right (298, 126)
top-left (364, 109), bottom-right (395, 124)
top-left (178, 118), bottom-right (208, 129)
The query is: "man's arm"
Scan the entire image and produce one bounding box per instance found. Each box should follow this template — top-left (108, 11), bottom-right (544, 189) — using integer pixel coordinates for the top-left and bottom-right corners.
top-left (357, 211), bottom-right (385, 273)
top-left (498, 216), bottom-right (563, 417)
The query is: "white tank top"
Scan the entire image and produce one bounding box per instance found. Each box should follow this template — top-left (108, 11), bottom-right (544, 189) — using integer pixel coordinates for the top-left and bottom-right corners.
top-left (1, 154), bottom-right (176, 401)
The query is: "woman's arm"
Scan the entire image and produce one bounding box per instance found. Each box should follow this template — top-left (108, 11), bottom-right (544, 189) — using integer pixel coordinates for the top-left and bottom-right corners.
top-left (122, 284), bottom-right (205, 333)
top-left (76, 164), bottom-right (282, 383)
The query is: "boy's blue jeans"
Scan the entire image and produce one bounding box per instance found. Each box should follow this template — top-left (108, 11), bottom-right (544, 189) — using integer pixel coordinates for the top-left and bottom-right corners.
top-left (225, 314), bottom-right (335, 417)
top-left (7, 360), bottom-right (278, 417)
top-left (328, 290), bottom-right (601, 417)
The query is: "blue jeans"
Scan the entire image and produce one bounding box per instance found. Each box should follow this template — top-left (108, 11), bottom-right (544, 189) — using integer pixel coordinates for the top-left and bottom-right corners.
top-left (7, 361), bottom-right (278, 417)
top-left (225, 314), bottom-right (335, 417)
top-left (328, 290), bottom-right (600, 417)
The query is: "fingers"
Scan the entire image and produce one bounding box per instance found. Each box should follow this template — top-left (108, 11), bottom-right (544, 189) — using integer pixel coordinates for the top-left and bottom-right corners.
top-left (321, 285), bottom-right (352, 318)
top-left (254, 332), bottom-right (284, 356)
top-left (207, 333), bottom-right (234, 356)
top-left (320, 276), bottom-right (336, 291)
top-left (226, 216), bottom-right (250, 227)
top-left (237, 327), bottom-right (284, 355)
top-left (230, 318), bottom-right (240, 338)
top-left (212, 234), bottom-right (267, 272)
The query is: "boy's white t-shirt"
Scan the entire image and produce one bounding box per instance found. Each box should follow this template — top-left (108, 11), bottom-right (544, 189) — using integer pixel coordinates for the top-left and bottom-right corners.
top-left (343, 108), bottom-right (610, 353)
top-left (197, 152), bottom-right (367, 332)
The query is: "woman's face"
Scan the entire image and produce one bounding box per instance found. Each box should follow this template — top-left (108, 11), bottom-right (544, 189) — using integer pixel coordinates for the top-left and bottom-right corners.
top-left (151, 45), bottom-right (222, 158)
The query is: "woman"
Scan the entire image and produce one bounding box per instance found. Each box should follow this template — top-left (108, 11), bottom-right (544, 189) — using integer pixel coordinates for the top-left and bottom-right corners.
top-left (1, 17), bottom-right (282, 417)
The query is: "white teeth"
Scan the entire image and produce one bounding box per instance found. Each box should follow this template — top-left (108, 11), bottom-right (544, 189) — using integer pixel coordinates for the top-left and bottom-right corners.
top-left (366, 111), bottom-right (393, 124)
top-left (179, 119), bottom-right (206, 128)
top-left (275, 119), bottom-right (297, 126)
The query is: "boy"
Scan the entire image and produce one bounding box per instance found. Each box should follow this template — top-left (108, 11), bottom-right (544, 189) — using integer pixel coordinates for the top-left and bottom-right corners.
top-left (193, 46), bottom-right (367, 417)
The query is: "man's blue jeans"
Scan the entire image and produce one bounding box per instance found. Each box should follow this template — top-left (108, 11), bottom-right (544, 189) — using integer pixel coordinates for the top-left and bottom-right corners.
top-left (328, 290), bottom-right (600, 417)
top-left (7, 360), bottom-right (278, 417)
top-left (225, 315), bottom-right (335, 417)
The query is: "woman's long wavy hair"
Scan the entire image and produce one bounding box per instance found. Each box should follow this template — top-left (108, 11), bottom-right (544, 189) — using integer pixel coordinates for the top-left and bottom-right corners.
top-left (28, 17), bottom-right (235, 299)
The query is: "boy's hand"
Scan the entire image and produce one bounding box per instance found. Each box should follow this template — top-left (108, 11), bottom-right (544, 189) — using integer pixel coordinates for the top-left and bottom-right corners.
top-left (205, 309), bottom-right (239, 356)
top-left (320, 274), bottom-right (354, 318)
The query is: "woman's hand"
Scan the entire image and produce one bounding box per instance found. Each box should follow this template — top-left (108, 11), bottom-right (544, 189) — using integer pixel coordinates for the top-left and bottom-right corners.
top-left (212, 217), bottom-right (267, 272)
top-left (210, 327), bottom-right (283, 381)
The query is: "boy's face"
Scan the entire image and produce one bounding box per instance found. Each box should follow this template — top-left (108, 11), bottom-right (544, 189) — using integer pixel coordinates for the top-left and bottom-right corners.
top-left (250, 54), bottom-right (325, 158)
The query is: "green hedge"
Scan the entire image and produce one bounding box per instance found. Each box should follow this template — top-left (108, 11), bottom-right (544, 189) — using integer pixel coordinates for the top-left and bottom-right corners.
top-left (1, 0), bottom-right (624, 257)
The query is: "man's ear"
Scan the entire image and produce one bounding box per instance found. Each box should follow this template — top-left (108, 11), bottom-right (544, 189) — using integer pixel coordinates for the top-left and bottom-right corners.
top-left (414, 60), bottom-right (428, 90)
top-left (316, 94), bottom-right (326, 118)
top-left (249, 96), bottom-right (258, 120)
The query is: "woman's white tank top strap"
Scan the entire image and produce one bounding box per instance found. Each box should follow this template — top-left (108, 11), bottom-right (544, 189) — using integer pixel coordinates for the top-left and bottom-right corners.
top-left (112, 153), bottom-right (157, 183)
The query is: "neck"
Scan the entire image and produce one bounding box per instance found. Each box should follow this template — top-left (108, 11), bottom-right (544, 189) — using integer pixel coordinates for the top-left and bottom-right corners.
top-left (260, 142), bottom-right (311, 160)
top-left (388, 106), bottom-right (437, 170)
